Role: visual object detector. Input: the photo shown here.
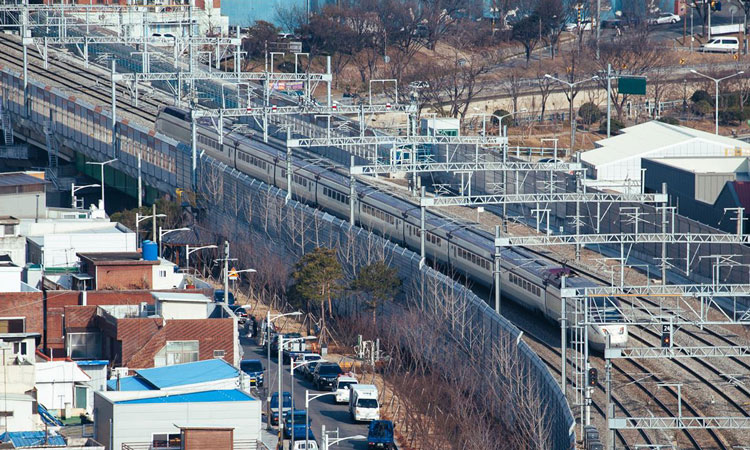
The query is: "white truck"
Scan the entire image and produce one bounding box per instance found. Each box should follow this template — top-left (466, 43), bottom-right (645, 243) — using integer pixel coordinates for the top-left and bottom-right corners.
top-left (335, 375), bottom-right (358, 403)
top-left (348, 384), bottom-right (380, 422)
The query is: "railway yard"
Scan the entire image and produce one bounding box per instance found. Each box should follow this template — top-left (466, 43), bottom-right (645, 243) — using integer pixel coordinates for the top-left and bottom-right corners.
top-left (2, 4), bottom-right (750, 449)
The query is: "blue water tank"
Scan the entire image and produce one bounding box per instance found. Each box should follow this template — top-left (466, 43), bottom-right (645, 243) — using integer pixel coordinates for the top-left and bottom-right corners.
top-left (142, 240), bottom-right (158, 261)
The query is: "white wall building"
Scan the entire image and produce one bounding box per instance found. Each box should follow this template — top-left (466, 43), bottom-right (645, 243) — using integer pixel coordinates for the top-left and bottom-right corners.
top-left (94, 389), bottom-right (261, 450)
top-left (0, 217), bottom-right (25, 267)
top-left (152, 292), bottom-right (211, 320)
top-left (0, 333), bottom-right (42, 432)
top-left (0, 257), bottom-right (23, 293)
top-left (580, 121), bottom-right (750, 193)
top-left (26, 223), bottom-right (136, 272)
top-left (35, 361), bottom-right (91, 416)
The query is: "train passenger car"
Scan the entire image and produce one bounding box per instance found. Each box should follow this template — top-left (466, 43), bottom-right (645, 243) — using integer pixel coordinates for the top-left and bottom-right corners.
top-left (154, 106), bottom-right (628, 349)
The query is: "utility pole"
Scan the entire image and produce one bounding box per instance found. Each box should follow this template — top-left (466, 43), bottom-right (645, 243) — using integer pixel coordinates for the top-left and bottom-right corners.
top-left (595, 0), bottom-right (601, 59)
top-left (152, 204), bottom-right (157, 245)
top-left (224, 240), bottom-right (229, 301)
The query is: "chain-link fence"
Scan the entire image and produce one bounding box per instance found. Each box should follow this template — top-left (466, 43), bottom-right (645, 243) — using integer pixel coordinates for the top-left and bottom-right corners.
top-left (198, 155), bottom-right (575, 449)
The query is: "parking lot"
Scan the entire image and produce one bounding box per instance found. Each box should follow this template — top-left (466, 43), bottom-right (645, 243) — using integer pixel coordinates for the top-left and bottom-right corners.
top-left (240, 335), bottom-right (375, 450)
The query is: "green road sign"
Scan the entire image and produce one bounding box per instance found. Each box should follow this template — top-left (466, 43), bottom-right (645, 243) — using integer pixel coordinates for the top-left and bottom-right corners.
top-left (618, 77), bottom-right (647, 95)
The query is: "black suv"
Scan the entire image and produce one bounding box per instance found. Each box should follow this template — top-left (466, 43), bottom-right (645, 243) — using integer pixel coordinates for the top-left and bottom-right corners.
top-left (312, 362), bottom-right (343, 391)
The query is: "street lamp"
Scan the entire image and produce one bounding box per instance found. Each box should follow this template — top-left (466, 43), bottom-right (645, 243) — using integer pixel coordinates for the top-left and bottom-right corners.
top-left (305, 390), bottom-right (335, 450)
top-left (70, 183), bottom-right (99, 209)
top-left (289, 360), bottom-right (320, 447)
top-left (321, 428), bottom-right (366, 450)
top-left (496, 108), bottom-right (528, 136)
top-left (690, 69), bottom-right (745, 135)
top-left (544, 74), bottom-right (599, 153)
top-left (85, 158), bottom-right (116, 212)
top-left (158, 227), bottom-right (190, 258)
top-left (265, 311), bottom-right (303, 419)
top-left (278, 335), bottom-right (315, 446)
top-left (184, 244), bottom-right (217, 275)
top-left (135, 212), bottom-right (166, 247)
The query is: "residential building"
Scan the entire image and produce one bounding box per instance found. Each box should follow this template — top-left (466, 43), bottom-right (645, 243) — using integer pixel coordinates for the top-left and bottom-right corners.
top-left (62, 295), bottom-right (239, 369)
top-left (0, 255), bottom-right (25, 293)
top-left (35, 361), bottom-right (91, 417)
top-left (581, 121), bottom-right (750, 193)
top-left (76, 360), bottom-right (109, 417)
top-left (26, 223), bottom-right (136, 275)
top-left (77, 253), bottom-right (159, 291)
top-left (105, 359), bottom-right (243, 391)
top-left (0, 172), bottom-right (48, 220)
top-left (0, 216), bottom-right (25, 266)
top-left (93, 389), bottom-right (261, 450)
top-left (0, 333), bottom-right (41, 433)
top-left (42, 0), bottom-right (229, 36)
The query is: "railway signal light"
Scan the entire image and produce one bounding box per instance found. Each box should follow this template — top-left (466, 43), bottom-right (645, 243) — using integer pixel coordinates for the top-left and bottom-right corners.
top-left (587, 368), bottom-right (598, 387)
top-left (661, 324), bottom-right (671, 348)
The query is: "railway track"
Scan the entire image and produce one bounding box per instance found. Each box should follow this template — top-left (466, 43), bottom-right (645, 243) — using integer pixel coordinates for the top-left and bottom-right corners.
top-left (515, 322), bottom-right (653, 449)
top-left (0, 34), bottom-right (161, 124)
top-left (531, 246), bottom-right (746, 448)
top-left (5, 25), bottom-right (745, 449)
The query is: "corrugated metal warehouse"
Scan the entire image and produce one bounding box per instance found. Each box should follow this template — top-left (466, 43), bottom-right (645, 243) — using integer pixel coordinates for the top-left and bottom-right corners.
top-left (581, 121), bottom-right (750, 193)
top-left (643, 156), bottom-right (750, 233)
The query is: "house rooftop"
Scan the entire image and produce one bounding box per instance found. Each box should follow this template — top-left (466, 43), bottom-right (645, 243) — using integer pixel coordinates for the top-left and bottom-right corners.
top-left (107, 359), bottom-right (239, 391)
top-left (114, 389), bottom-right (255, 405)
top-left (151, 292), bottom-right (211, 303)
top-left (78, 252), bottom-right (157, 266)
top-left (0, 431), bottom-right (66, 448)
top-left (0, 216), bottom-right (20, 225)
top-left (0, 172), bottom-right (49, 188)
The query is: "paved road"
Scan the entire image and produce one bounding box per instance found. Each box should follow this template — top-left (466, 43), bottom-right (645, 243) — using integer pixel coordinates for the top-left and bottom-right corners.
top-left (240, 336), bottom-right (372, 450)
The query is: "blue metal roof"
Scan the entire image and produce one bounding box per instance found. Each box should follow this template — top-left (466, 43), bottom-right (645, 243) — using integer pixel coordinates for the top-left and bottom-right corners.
top-left (116, 389), bottom-right (255, 404)
top-left (0, 431), bottom-right (66, 448)
top-left (37, 404), bottom-right (62, 427)
top-left (76, 360), bottom-right (108, 366)
top-left (107, 375), bottom-right (154, 391)
top-left (107, 360), bottom-right (239, 391)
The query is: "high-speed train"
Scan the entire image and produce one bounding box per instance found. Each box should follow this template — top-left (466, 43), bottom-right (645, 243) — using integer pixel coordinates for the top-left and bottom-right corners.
top-left (156, 106), bottom-right (628, 349)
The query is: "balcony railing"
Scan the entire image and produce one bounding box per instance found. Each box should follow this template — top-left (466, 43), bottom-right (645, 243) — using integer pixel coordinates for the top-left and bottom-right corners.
top-left (122, 440), bottom-right (261, 450)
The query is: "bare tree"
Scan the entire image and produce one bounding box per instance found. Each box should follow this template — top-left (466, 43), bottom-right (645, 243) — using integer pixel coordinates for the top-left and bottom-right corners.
top-left (593, 27), bottom-right (661, 119)
top-left (411, 31), bottom-right (493, 120)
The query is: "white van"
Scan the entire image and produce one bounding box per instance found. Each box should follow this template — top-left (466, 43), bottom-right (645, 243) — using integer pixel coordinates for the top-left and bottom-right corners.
top-left (348, 384), bottom-right (380, 422)
top-left (335, 375), bottom-right (358, 403)
top-left (700, 37), bottom-right (739, 53)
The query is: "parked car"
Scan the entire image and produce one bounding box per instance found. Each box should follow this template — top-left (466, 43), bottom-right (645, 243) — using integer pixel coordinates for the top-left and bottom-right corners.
top-left (268, 391), bottom-right (293, 427)
top-left (700, 37), bottom-right (739, 53)
top-left (290, 352), bottom-right (321, 370)
top-left (313, 362), bottom-right (343, 390)
top-left (302, 360), bottom-right (325, 380)
top-left (335, 375), bottom-right (359, 404)
top-left (213, 289), bottom-right (235, 305)
top-left (649, 12), bottom-right (680, 25)
top-left (289, 431), bottom-right (318, 450)
top-left (367, 420), bottom-right (395, 449)
top-left (538, 158), bottom-right (560, 163)
top-left (349, 384), bottom-right (380, 422)
top-left (271, 332), bottom-right (303, 355)
top-left (283, 410), bottom-right (312, 439)
top-left (240, 359), bottom-right (264, 387)
top-left (228, 304), bottom-right (248, 323)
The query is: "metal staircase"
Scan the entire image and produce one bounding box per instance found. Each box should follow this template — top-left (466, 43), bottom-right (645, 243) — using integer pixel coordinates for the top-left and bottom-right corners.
top-left (0, 102), bottom-right (13, 146)
top-left (44, 119), bottom-right (59, 189)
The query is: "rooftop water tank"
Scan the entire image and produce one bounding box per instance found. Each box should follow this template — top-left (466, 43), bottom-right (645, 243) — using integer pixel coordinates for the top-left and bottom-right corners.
top-left (142, 240), bottom-right (158, 261)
